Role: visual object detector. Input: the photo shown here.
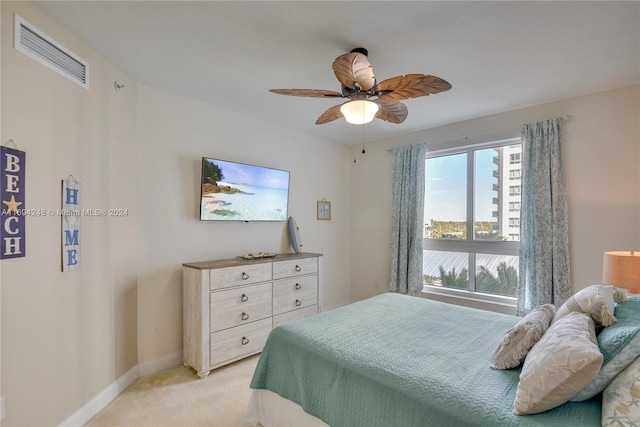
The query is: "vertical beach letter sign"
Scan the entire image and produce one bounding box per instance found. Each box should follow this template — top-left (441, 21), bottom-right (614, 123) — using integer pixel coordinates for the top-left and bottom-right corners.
top-left (62, 177), bottom-right (81, 271)
top-left (1, 145), bottom-right (26, 259)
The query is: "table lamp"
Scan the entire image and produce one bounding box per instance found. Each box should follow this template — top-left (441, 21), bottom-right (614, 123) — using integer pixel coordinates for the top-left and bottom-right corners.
top-left (602, 251), bottom-right (640, 294)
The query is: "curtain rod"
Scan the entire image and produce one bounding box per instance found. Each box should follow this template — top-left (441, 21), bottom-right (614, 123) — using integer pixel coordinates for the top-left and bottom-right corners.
top-left (386, 115), bottom-right (572, 152)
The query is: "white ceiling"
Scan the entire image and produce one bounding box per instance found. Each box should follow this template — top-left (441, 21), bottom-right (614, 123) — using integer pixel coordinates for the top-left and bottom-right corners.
top-left (34, 1), bottom-right (640, 145)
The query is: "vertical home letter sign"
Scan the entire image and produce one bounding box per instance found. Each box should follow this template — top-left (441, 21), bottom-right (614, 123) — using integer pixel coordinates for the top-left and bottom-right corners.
top-left (62, 178), bottom-right (81, 271)
top-left (1, 145), bottom-right (26, 258)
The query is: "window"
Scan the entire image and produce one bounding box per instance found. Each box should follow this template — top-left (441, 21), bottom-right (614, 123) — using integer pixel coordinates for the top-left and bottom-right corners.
top-left (423, 138), bottom-right (521, 298)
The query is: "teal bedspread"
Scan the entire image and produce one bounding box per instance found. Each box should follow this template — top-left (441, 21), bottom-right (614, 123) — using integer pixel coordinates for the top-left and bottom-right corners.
top-left (250, 293), bottom-right (601, 427)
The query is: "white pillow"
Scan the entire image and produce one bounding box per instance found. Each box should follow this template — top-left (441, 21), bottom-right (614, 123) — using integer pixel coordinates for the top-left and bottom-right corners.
top-left (492, 304), bottom-right (555, 370)
top-left (513, 312), bottom-right (603, 415)
top-left (602, 355), bottom-right (640, 426)
top-left (553, 285), bottom-right (618, 327)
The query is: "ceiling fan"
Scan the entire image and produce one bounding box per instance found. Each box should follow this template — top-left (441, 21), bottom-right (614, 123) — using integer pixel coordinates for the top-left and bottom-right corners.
top-left (270, 48), bottom-right (452, 125)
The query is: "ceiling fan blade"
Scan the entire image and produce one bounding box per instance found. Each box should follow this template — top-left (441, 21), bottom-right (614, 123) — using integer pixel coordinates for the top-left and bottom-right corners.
top-left (332, 52), bottom-right (376, 91)
top-left (375, 74), bottom-right (452, 101)
top-left (315, 104), bottom-right (344, 125)
top-left (374, 99), bottom-right (408, 124)
top-left (270, 89), bottom-right (344, 98)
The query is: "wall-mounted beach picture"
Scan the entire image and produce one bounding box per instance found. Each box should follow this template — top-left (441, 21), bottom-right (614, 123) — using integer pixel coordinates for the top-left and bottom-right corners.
top-left (200, 157), bottom-right (290, 221)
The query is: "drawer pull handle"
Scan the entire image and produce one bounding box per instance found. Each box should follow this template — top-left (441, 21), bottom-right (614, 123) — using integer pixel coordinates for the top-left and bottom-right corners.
top-left (241, 272), bottom-right (249, 280)
top-left (241, 312), bottom-right (249, 321)
top-left (295, 299), bottom-right (302, 307)
top-left (240, 294), bottom-right (249, 302)
top-left (294, 265), bottom-right (301, 272)
top-left (241, 337), bottom-right (249, 345)
top-left (295, 283), bottom-right (301, 290)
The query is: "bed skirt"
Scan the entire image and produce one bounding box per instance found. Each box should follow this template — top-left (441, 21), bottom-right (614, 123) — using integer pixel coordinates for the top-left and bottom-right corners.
top-left (246, 389), bottom-right (329, 427)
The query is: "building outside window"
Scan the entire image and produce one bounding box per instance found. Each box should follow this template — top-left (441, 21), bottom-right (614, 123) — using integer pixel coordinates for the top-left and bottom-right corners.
top-left (423, 139), bottom-right (521, 298)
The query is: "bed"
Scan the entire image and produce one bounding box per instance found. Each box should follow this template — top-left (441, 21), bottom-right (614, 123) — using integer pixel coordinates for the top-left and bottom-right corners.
top-left (246, 292), bottom-right (607, 427)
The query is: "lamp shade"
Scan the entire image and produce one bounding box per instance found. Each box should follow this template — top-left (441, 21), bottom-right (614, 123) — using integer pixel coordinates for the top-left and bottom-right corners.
top-left (602, 251), bottom-right (640, 293)
top-left (340, 100), bottom-right (379, 124)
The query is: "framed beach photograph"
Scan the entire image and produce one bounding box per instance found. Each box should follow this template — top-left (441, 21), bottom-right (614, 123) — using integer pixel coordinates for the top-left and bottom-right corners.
top-left (317, 199), bottom-right (331, 220)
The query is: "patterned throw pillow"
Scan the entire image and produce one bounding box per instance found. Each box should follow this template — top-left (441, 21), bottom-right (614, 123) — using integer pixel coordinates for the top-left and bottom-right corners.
top-left (492, 304), bottom-right (555, 370)
top-left (602, 355), bottom-right (640, 426)
top-left (553, 285), bottom-right (622, 327)
top-left (572, 294), bottom-right (640, 401)
top-left (513, 312), bottom-right (603, 415)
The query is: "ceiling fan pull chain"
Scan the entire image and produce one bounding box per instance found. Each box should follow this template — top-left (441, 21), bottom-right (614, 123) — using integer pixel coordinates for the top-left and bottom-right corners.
top-left (362, 122), bottom-right (366, 155)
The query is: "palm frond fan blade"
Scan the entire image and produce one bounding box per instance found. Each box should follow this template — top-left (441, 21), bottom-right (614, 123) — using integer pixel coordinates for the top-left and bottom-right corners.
top-left (374, 99), bottom-right (408, 124)
top-left (270, 89), bottom-right (344, 98)
top-left (316, 104), bottom-right (344, 125)
top-left (375, 74), bottom-right (452, 101)
top-left (332, 52), bottom-right (376, 91)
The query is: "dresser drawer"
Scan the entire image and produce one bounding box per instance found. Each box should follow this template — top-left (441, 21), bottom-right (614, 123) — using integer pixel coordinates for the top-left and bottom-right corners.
top-left (210, 318), bottom-right (272, 367)
top-left (273, 305), bottom-right (318, 328)
top-left (210, 283), bottom-right (273, 332)
top-left (273, 257), bottom-right (317, 279)
top-left (209, 263), bottom-right (272, 290)
top-left (273, 275), bottom-right (317, 299)
top-left (273, 275), bottom-right (317, 315)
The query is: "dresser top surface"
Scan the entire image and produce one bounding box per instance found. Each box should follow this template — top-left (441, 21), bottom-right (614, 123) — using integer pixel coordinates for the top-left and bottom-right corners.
top-left (182, 252), bottom-right (323, 270)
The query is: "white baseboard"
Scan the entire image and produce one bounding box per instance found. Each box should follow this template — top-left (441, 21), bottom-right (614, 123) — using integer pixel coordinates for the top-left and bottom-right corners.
top-left (58, 351), bottom-right (183, 427)
top-left (60, 364), bottom-right (139, 427)
top-left (139, 351), bottom-right (183, 377)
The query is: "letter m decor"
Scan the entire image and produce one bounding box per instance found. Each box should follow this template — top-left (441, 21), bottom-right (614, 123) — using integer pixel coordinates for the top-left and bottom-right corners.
top-left (1, 145), bottom-right (26, 259)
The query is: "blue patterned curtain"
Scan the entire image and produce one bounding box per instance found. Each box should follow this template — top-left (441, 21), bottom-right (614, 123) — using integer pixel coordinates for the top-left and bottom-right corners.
top-left (388, 143), bottom-right (426, 296)
top-left (518, 118), bottom-right (571, 315)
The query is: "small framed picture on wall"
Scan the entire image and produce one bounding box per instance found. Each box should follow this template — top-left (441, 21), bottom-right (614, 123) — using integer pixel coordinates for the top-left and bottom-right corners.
top-left (317, 199), bottom-right (331, 220)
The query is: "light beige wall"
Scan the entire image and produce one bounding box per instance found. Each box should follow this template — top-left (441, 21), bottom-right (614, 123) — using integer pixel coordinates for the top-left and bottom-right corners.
top-left (1, 2), bottom-right (352, 423)
top-left (351, 85), bottom-right (640, 302)
top-left (136, 84), bottom-right (352, 364)
top-left (1, 2), bottom-right (138, 425)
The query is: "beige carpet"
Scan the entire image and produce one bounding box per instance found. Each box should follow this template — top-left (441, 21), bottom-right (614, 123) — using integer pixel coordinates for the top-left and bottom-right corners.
top-left (85, 355), bottom-right (259, 427)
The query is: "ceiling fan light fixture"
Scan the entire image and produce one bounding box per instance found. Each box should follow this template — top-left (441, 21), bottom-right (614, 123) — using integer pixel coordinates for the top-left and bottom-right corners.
top-left (270, 48), bottom-right (451, 125)
top-left (340, 100), bottom-right (379, 124)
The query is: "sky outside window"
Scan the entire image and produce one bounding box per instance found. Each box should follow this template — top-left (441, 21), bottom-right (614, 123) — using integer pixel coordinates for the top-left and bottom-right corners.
top-left (425, 150), bottom-right (496, 223)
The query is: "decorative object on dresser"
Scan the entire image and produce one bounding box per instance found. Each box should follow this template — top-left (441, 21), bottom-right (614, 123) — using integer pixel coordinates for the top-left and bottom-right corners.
top-left (287, 216), bottom-right (302, 253)
top-left (602, 250), bottom-right (640, 293)
top-left (182, 252), bottom-right (322, 379)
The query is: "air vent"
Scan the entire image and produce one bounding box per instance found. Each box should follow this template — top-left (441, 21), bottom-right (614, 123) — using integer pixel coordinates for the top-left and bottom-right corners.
top-left (14, 15), bottom-right (89, 89)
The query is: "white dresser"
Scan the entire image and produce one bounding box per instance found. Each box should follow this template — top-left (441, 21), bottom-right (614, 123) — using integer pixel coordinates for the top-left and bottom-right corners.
top-left (182, 252), bottom-right (322, 378)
